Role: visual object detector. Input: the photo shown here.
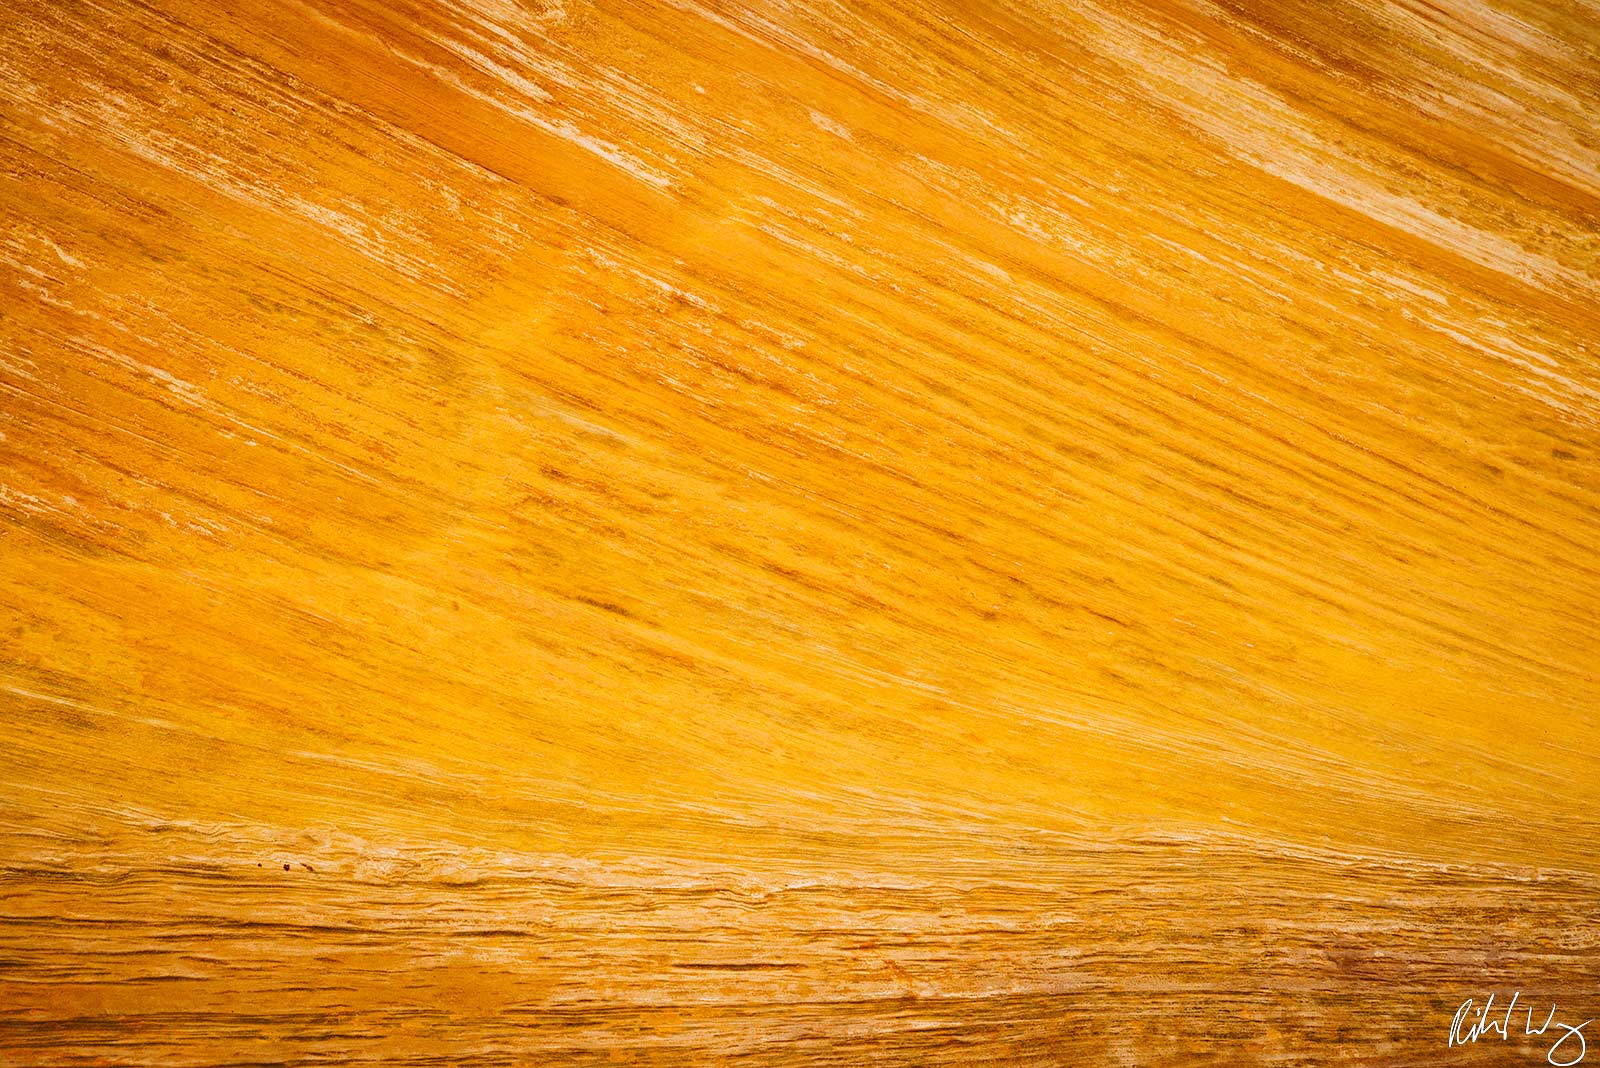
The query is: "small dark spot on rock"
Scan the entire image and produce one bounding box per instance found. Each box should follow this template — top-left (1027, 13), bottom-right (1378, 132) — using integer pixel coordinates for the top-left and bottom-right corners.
top-left (1553, 448), bottom-right (1577, 461)
top-left (283, 863), bottom-right (290, 871)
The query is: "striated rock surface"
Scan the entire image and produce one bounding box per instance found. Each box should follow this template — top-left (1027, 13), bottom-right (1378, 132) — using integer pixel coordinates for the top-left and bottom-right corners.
top-left (1, 0), bottom-right (1597, 1062)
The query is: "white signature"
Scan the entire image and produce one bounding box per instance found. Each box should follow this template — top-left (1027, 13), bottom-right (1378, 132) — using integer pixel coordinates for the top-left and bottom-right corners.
top-left (1451, 992), bottom-right (1594, 1066)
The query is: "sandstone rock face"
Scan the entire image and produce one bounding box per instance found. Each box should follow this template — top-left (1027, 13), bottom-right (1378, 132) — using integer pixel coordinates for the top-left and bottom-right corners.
top-left (1, 0), bottom-right (1597, 1063)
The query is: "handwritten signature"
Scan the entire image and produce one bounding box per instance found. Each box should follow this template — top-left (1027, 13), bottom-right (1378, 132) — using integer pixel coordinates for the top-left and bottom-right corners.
top-left (1451, 992), bottom-right (1593, 1066)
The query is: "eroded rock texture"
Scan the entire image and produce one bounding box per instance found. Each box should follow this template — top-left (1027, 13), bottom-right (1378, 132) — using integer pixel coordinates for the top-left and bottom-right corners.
top-left (1, 0), bottom-right (1597, 1063)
